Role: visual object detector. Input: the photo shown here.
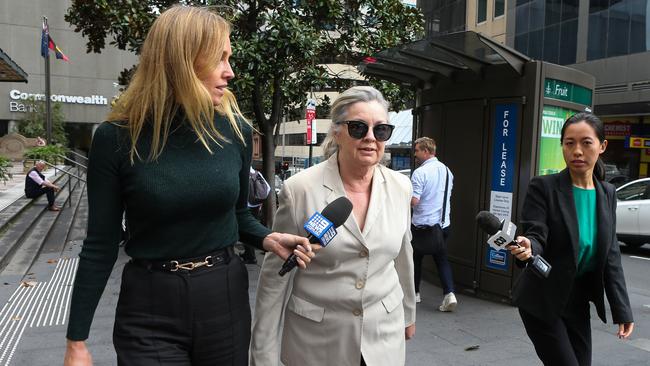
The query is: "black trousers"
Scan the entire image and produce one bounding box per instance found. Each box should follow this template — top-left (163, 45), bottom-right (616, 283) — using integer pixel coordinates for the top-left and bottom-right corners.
top-left (113, 249), bottom-right (251, 365)
top-left (519, 279), bottom-right (592, 366)
top-left (25, 186), bottom-right (55, 206)
top-left (413, 226), bottom-right (454, 294)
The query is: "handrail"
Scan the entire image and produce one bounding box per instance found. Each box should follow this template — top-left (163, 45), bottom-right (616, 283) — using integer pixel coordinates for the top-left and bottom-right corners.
top-left (42, 161), bottom-right (86, 208)
top-left (67, 150), bottom-right (89, 162)
top-left (43, 161), bottom-right (85, 182)
top-left (55, 154), bottom-right (87, 170)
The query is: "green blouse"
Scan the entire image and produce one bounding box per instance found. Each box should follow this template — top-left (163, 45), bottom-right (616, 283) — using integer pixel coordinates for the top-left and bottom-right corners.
top-left (573, 186), bottom-right (597, 276)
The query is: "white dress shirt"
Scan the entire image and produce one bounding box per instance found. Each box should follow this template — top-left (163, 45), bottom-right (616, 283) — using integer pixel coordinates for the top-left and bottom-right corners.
top-left (411, 157), bottom-right (453, 228)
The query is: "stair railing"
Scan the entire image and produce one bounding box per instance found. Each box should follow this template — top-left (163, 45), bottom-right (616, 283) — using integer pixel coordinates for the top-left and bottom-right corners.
top-left (42, 161), bottom-right (86, 208)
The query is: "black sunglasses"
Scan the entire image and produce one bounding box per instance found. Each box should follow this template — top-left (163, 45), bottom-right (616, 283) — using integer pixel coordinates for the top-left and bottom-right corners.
top-left (338, 120), bottom-right (395, 142)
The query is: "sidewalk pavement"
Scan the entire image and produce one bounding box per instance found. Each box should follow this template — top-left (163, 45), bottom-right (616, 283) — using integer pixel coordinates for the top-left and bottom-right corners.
top-left (0, 162), bottom-right (58, 211)
top-left (244, 250), bottom-right (647, 366)
top-left (4, 242), bottom-right (647, 365)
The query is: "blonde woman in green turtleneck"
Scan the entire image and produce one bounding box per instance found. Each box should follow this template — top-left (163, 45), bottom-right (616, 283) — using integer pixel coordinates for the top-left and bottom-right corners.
top-left (64, 6), bottom-right (315, 366)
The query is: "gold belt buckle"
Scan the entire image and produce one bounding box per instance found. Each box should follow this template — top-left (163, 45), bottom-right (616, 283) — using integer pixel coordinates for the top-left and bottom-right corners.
top-left (170, 256), bottom-right (213, 271)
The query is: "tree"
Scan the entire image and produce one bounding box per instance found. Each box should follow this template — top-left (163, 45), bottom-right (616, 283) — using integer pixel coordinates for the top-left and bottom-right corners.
top-left (17, 98), bottom-right (68, 146)
top-left (65, 0), bottom-right (423, 225)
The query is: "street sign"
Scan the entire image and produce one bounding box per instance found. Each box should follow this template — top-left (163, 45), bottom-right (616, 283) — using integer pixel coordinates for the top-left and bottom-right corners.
top-left (306, 99), bottom-right (317, 145)
top-left (627, 136), bottom-right (650, 149)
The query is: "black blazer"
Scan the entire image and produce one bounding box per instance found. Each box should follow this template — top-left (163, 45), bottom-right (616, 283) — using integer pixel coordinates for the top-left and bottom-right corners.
top-left (512, 169), bottom-right (633, 325)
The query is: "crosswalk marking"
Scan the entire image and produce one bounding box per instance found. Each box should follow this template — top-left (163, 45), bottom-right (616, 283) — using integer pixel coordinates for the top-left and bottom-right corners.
top-left (0, 258), bottom-right (78, 365)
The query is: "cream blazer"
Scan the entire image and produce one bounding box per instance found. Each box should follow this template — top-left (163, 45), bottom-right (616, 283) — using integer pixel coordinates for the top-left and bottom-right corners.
top-left (250, 154), bottom-right (416, 366)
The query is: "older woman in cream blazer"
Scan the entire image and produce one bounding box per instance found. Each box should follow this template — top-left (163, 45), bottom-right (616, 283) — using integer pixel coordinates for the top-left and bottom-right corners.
top-left (250, 86), bottom-right (416, 366)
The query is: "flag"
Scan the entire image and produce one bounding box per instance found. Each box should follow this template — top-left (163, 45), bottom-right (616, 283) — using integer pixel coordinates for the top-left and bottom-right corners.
top-left (41, 20), bottom-right (69, 61)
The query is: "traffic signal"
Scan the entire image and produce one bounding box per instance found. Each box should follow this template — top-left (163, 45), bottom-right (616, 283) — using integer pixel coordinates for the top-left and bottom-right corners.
top-left (281, 162), bottom-right (290, 171)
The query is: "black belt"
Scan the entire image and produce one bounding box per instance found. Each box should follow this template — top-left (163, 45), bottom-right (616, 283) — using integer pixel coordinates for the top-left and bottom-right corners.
top-left (132, 246), bottom-right (233, 272)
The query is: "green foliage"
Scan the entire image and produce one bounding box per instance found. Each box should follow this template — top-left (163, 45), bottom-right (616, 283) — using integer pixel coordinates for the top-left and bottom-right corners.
top-left (65, 0), bottom-right (424, 221)
top-left (65, 0), bottom-right (424, 122)
top-left (0, 156), bottom-right (12, 184)
top-left (17, 98), bottom-right (69, 146)
top-left (24, 145), bottom-right (69, 164)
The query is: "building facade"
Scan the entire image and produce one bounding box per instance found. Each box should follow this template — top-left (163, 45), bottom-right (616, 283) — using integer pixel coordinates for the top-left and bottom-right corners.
top-left (0, 0), bottom-right (138, 151)
top-left (420, 0), bottom-right (650, 180)
top-left (506, 0), bottom-right (650, 180)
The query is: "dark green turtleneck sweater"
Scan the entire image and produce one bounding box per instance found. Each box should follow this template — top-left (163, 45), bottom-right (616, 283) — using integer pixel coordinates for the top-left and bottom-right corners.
top-left (66, 115), bottom-right (271, 341)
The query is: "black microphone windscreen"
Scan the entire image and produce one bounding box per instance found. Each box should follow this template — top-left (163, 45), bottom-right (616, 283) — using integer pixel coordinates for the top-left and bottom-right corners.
top-left (476, 211), bottom-right (501, 236)
top-left (321, 197), bottom-right (353, 228)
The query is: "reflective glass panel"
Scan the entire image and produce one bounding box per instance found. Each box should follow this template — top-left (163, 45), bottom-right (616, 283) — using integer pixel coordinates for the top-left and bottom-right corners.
top-left (543, 24), bottom-right (561, 63)
top-left (559, 19), bottom-right (578, 64)
top-left (608, 0), bottom-right (631, 57)
top-left (587, 11), bottom-right (608, 60)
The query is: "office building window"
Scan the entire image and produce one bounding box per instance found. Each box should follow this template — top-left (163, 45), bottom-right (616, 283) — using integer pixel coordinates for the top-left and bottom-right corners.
top-left (422, 0), bottom-right (467, 37)
top-left (559, 19), bottom-right (578, 64)
top-left (586, 0), bottom-right (649, 61)
top-left (543, 24), bottom-right (560, 63)
top-left (478, 0), bottom-right (488, 23)
top-left (495, 0), bottom-right (505, 17)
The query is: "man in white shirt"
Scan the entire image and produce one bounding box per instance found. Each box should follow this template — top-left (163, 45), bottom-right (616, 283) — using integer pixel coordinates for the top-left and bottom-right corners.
top-left (411, 137), bottom-right (457, 311)
top-left (24, 161), bottom-right (61, 211)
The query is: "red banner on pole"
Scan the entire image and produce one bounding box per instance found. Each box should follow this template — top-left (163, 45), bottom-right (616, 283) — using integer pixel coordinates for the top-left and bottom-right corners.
top-left (306, 108), bottom-right (316, 145)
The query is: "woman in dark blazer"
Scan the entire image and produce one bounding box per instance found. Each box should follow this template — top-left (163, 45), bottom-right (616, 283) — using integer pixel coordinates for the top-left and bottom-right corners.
top-left (509, 112), bottom-right (634, 366)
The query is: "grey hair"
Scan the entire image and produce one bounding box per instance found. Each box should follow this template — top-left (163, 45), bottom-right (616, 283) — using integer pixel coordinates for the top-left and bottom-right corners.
top-left (321, 86), bottom-right (389, 159)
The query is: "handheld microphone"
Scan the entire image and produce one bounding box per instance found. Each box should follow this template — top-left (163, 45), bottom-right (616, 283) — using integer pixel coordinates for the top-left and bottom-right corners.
top-left (279, 196), bottom-right (353, 276)
top-left (475, 211), bottom-right (551, 278)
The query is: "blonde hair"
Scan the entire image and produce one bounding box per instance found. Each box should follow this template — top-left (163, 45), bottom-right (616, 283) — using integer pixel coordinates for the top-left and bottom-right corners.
top-left (414, 137), bottom-right (436, 154)
top-left (321, 86), bottom-right (389, 159)
top-left (108, 6), bottom-right (249, 162)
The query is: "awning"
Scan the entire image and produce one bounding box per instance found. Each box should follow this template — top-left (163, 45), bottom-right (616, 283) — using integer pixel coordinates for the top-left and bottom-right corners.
top-left (0, 47), bottom-right (28, 83)
top-left (359, 31), bottom-right (530, 88)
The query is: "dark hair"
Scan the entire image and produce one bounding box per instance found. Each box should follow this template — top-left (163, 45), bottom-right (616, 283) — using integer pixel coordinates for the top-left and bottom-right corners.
top-left (560, 112), bottom-right (606, 181)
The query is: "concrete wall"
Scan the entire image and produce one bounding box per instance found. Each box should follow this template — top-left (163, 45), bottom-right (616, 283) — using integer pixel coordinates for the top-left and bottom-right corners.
top-left (0, 0), bottom-right (138, 126)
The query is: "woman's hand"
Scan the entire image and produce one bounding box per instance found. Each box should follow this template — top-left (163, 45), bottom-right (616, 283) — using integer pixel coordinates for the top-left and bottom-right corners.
top-left (64, 340), bottom-right (92, 366)
top-left (508, 236), bottom-right (532, 261)
top-left (617, 322), bottom-right (634, 339)
top-left (262, 232), bottom-right (318, 269)
top-left (405, 324), bottom-right (416, 340)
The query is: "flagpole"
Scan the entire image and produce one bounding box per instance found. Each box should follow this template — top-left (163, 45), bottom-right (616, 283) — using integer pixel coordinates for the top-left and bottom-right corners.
top-left (44, 16), bottom-right (52, 144)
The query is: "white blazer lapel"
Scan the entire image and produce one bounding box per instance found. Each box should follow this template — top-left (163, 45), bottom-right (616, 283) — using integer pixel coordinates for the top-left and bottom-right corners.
top-left (361, 166), bottom-right (386, 238)
top-left (322, 154), bottom-right (365, 245)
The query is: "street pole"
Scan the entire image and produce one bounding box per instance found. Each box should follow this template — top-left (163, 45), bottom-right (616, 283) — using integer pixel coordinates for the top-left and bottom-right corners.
top-left (43, 16), bottom-right (52, 144)
top-left (308, 144), bottom-right (313, 167)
